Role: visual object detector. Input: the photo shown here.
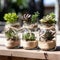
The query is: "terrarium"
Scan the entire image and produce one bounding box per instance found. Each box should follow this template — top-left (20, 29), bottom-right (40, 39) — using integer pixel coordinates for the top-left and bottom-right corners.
top-left (38, 13), bottom-right (56, 51)
top-left (4, 13), bottom-right (20, 31)
top-left (29, 12), bottom-right (39, 31)
top-left (22, 30), bottom-right (38, 49)
top-left (5, 28), bottom-right (20, 49)
top-left (21, 12), bottom-right (39, 31)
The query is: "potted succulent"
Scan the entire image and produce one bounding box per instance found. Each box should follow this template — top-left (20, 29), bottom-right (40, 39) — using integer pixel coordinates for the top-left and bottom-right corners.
top-left (21, 12), bottom-right (39, 31)
top-left (22, 32), bottom-right (38, 49)
top-left (40, 13), bottom-right (56, 25)
top-left (29, 12), bottom-right (39, 30)
top-left (38, 13), bottom-right (56, 51)
top-left (38, 30), bottom-right (56, 51)
top-left (4, 13), bottom-right (20, 30)
top-left (5, 28), bottom-right (20, 49)
top-left (40, 13), bottom-right (56, 30)
top-left (39, 13), bottom-right (56, 36)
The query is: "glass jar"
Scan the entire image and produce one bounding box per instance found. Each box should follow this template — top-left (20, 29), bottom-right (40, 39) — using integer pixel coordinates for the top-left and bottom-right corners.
top-left (38, 24), bottom-right (56, 51)
top-left (5, 22), bottom-right (21, 32)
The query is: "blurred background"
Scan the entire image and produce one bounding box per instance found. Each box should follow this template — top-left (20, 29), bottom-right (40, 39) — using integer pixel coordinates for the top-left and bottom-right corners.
top-left (0, 0), bottom-right (55, 21)
top-left (0, 0), bottom-right (60, 32)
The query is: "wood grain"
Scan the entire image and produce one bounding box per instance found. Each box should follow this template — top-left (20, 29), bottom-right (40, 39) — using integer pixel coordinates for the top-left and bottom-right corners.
top-left (0, 46), bottom-right (60, 60)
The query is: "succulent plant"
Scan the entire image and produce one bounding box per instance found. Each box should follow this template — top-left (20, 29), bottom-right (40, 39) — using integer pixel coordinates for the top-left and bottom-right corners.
top-left (23, 14), bottom-right (31, 21)
top-left (40, 13), bottom-right (56, 25)
top-left (22, 14), bottom-right (31, 22)
top-left (41, 30), bottom-right (55, 41)
top-left (22, 32), bottom-right (35, 41)
top-left (5, 28), bottom-right (19, 41)
top-left (21, 12), bottom-right (39, 24)
top-left (4, 13), bottom-right (18, 23)
top-left (31, 12), bottom-right (39, 23)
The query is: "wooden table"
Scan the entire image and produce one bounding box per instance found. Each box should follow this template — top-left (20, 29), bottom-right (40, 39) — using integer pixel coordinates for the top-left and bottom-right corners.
top-left (0, 46), bottom-right (60, 60)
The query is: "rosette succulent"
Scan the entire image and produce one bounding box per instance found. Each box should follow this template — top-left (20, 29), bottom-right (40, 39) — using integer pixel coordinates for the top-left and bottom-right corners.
top-left (4, 13), bottom-right (18, 23)
top-left (40, 13), bottom-right (56, 25)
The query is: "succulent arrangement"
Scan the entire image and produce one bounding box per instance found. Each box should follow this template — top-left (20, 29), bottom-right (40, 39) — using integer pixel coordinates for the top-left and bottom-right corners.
top-left (5, 28), bottom-right (19, 41)
top-left (4, 13), bottom-right (18, 23)
top-left (21, 12), bottom-right (39, 23)
top-left (40, 13), bottom-right (56, 25)
top-left (38, 13), bottom-right (56, 50)
top-left (22, 32), bottom-right (35, 41)
top-left (3, 12), bottom-right (56, 50)
top-left (22, 32), bottom-right (37, 49)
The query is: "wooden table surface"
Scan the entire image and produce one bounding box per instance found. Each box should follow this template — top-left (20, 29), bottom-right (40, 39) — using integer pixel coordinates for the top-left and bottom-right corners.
top-left (0, 46), bottom-right (60, 60)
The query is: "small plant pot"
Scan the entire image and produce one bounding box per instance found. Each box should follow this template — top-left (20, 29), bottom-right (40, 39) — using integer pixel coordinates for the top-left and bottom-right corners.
top-left (5, 39), bottom-right (20, 49)
top-left (22, 40), bottom-right (38, 49)
top-left (38, 40), bottom-right (56, 51)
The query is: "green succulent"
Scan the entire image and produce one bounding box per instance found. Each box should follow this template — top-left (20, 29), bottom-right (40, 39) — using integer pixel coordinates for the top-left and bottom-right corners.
top-left (22, 33), bottom-right (35, 41)
top-left (31, 12), bottom-right (39, 23)
top-left (4, 13), bottom-right (18, 23)
top-left (40, 13), bottom-right (56, 25)
top-left (5, 28), bottom-right (19, 41)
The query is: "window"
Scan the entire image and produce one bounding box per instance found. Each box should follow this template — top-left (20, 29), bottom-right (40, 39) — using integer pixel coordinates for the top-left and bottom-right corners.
top-left (44, 0), bottom-right (55, 6)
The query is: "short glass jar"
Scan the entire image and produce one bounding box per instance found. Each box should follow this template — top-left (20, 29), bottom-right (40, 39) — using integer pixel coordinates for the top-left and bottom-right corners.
top-left (38, 24), bottom-right (56, 51)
